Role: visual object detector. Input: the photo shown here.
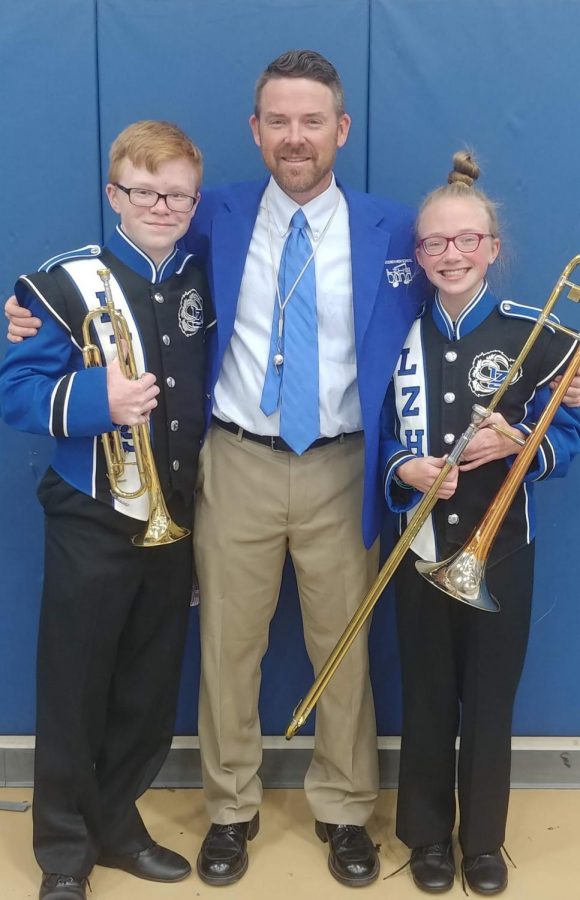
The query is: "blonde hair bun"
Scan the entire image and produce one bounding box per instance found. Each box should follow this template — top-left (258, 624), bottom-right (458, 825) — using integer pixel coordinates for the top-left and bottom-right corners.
top-left (448, 150), bottom-right (480, 187)
top-left (417, 147), bottom-right (500, 240)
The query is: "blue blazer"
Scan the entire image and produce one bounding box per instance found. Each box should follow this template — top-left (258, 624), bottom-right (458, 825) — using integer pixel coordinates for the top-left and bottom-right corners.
top-left (181, 178), bottom-right (425, 548)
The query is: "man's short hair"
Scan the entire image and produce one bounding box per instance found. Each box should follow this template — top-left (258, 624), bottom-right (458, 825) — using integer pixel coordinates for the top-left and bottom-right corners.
top-left (254, 50), bottom-right (345, 117)
top-left (108, 120), bottom-right (203, 183)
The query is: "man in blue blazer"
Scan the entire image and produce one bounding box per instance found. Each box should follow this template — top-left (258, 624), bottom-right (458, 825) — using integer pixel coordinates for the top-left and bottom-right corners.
top-left (185, 50), bottom-right (423, 888)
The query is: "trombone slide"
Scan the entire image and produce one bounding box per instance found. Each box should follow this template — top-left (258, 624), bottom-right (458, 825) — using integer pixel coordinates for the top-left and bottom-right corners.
top-left (285, 255), bottom-right (580, 739)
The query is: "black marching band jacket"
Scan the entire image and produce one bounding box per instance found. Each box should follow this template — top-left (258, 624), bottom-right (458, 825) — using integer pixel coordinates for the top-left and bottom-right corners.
top-left (0, 226), bottom-right (215, 524)
top-left (381, 283), bottom-right (580, 566)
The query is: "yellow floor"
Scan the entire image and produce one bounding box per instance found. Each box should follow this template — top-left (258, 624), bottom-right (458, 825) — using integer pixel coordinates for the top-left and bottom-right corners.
top-left (0, 787), bottom-right (578, 898)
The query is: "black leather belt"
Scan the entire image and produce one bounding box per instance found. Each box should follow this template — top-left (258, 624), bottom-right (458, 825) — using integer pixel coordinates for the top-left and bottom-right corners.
top-left (212, 416), bottom-right (360, 453)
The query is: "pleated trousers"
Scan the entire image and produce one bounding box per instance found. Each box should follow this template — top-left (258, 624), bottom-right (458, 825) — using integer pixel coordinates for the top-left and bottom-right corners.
top-left (194, 424), bottom-right (380, 826)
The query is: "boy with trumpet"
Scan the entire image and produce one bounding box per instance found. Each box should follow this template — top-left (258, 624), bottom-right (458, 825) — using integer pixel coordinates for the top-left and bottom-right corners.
top-left (0, 120), bottom-right (213, 899)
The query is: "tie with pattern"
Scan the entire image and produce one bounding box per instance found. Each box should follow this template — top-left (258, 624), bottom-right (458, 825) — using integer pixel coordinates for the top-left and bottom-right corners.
top-left (260, 209), bottom-right (320, 454)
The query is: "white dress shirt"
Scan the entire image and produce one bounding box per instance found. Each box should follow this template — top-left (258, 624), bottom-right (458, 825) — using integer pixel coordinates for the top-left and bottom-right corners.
top-left (212, 175), bottom-right (363, 436)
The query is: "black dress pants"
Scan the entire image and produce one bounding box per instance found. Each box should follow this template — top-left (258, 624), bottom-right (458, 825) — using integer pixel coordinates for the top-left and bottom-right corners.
top-left (395, 542), bottom-right (534, 856)
top-left (33, 472), bottom-right (193, 878)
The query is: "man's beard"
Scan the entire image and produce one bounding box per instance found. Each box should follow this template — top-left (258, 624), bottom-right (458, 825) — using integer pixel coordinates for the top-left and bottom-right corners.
top-left (272, 153), bottom-right (333, 198)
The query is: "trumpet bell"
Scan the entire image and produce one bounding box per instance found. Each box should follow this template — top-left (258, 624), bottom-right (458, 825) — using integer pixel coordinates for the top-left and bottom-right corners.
top-left (415, 551), bottom-right (500, 613)
top-left (132, 517), bottom-right (190, 547)
top-left (131, 489), bottom-right (191, 547)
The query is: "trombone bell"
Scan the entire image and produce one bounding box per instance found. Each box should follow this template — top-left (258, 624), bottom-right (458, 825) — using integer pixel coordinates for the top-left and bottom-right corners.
top-left (415, 552), bottom-right (500, 613)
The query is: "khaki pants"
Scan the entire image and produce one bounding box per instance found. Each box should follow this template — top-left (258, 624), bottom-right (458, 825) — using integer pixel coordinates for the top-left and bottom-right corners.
top-left (194, 423), bottom-right (380, 825)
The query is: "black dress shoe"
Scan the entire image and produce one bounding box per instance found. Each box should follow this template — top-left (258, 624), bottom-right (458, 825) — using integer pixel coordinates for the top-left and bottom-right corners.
top-left (315, 820), bottom-right (380, 886)
top-left (196, 812), bottom-right (259, 886)
top-left (98, 843), bottom-right (191, 882)
top-left (410, 842), bottom-right (455, 893)
top-left (39, 873), bottom-right (87, 899)
top-left (462, 850), bottom-right (507, 895)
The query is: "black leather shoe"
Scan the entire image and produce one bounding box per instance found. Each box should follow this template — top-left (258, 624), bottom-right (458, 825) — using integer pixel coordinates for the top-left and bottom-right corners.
top-left (196, 812), bottom-right (259, 886)
top-left (462, 851), bottom-right (507, 895)
top-left (410, 842), bottom-right (455, 893)
top-left (315, 820), bottom-right (380, 887)
top-left (39, 873), bottom-right (87, 899)
top-left (98, 843), bottom-right (191, 882)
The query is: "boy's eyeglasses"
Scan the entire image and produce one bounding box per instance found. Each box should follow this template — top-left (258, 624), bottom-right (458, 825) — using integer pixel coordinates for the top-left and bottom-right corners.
top-left (114, 183), bottom-right (197, 213)
top-left (417, 232), bottom-right (493, 256)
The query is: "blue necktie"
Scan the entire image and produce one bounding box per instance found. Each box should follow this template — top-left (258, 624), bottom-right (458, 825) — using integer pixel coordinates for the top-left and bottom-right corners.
top-left (260, 209), bottom-right (320, 454)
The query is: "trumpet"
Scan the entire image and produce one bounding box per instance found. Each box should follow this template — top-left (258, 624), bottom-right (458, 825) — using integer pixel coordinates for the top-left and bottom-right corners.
top-left (285, 255), bottom-right (580, 739)
top-left (82, 268), bottom-right (190, 547)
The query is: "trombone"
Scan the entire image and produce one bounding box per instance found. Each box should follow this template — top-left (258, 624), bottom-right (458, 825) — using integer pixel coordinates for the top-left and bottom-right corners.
top-left (82, 268), bottom-right (190, 547)
top-left (285, 255), bottom-right (580, 739)
top-left (416, 335), bottom-right (580, 606)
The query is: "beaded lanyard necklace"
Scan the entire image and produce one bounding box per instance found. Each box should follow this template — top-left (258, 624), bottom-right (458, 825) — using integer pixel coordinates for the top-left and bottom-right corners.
top-left (265, 192), bottom-right (340, 371)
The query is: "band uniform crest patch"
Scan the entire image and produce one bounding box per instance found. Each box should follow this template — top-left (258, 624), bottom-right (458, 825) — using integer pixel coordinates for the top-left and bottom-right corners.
top-left (178, 289), bottom-right (203, 336)
top-left (385, 258), bottom-right (413, 288)
top-left (469, 349), bottom-right (522, 396)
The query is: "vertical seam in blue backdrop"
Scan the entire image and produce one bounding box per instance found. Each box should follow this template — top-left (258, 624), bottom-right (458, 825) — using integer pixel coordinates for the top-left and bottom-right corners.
top-left (95, 0), bottom-right (104, 247)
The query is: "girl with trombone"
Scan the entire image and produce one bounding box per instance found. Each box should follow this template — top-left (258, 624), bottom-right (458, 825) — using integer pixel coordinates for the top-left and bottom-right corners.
top-left (381, 151), bottom-right (580, 895)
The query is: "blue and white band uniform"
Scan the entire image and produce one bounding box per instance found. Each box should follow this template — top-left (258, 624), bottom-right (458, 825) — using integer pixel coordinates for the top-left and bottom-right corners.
top-left (0, 226), bottom-right (214, 524)
top-left (45, 258), bottom-right (146, 519)
top-left (381, 283), bottom-right (580, 565)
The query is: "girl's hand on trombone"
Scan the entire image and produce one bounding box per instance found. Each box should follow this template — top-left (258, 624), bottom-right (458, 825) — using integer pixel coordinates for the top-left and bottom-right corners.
top-left (396, 456), bottom-right (459, 499)
top-left (551, 370), bottom-right (580, 407)
top-left (459, 412), bottom-right (522, 471)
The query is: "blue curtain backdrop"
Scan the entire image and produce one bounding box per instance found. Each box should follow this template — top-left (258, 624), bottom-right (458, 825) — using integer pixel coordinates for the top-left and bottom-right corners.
top-left (1, 0), bottom-right (579, 737)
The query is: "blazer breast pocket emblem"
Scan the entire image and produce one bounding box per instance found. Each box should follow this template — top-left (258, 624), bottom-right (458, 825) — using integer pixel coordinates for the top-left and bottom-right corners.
top-left (385, 258), bottom-right (413, 288)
